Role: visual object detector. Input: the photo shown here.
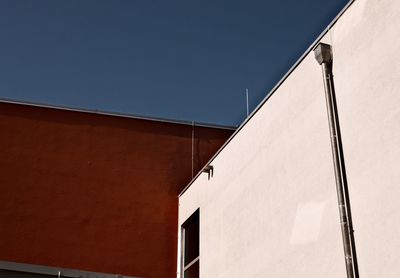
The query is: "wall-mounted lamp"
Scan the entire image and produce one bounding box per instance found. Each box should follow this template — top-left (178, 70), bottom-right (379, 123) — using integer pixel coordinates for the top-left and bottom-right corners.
top-left (202, 165), bottom-right (214, 180)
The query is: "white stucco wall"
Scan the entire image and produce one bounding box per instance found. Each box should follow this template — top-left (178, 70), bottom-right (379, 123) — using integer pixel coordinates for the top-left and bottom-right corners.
top-left (333, 0), bottom-right (400, 277)
top-left (178, 0), bottom-right (400, 277)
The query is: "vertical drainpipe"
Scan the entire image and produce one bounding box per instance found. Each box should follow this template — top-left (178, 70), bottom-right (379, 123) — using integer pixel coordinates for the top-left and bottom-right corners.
top-left (314, 43), bottom-right (359, 278)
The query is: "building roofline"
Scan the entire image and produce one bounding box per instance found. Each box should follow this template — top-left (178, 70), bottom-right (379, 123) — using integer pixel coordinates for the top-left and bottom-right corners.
top-left (179, 0), bottom-right (356, 197)
top-left (0, 97), bottom-right (236, 131)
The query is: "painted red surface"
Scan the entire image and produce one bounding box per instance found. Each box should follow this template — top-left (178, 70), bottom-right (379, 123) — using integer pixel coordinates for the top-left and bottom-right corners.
top-left (0, 102), bottom-right (233, 278)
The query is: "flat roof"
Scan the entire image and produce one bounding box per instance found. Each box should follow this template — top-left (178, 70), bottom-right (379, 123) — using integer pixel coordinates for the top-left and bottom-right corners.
top-left (0, 260), bottom-right (140, 278)
top-left (0, 97), bottom-right (236, 131)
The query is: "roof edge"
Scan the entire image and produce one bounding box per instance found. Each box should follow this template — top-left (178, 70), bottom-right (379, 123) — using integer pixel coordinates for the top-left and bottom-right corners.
top-left (179, 0), bottom-right (356, 197)
top-left (0, 97), bottom-right (237, 131)
top-left (0, 260), bottom-right (139, 278)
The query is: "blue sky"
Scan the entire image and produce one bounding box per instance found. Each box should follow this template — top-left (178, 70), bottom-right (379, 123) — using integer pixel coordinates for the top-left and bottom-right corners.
top-left (0, 0), bottom-right (348, 126)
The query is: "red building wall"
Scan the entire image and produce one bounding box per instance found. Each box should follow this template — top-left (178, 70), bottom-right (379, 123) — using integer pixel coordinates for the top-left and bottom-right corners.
top-left (0, 102), bottom-right (233, 278)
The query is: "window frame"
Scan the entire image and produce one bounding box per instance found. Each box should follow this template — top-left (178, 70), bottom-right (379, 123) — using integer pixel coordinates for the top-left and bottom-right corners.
top-left (181, 208), bottom-right (200, 278)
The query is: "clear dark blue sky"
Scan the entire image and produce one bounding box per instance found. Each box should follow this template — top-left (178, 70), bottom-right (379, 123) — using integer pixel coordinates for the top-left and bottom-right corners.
top-left (0, 0), bottom-right (348, 126)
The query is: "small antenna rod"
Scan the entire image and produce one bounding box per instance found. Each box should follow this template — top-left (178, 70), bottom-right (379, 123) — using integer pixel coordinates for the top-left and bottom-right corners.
top-left (191, 121), bottom-right (194, 178)
top-left (246, 88), bottom-right (249, 117)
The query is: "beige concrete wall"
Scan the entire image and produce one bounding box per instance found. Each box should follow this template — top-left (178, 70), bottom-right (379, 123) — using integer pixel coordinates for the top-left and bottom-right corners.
top-left (332, 0), bottom-right (400, 277)
top-left (178, 0), bottom-right (400, 277)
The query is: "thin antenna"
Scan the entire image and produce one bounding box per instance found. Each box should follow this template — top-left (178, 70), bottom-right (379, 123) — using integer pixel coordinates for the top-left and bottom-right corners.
top-left (246, 88), bottom-right (249, 117)
top-left (191, 121), bottom-right (194, 178)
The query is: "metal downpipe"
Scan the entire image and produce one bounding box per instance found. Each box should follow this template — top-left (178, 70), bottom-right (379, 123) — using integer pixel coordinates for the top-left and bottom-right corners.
top-left (314, 43), bottom-right (359, 278)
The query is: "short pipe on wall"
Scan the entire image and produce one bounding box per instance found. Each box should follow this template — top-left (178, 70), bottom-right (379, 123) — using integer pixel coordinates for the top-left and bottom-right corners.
top-left (314, 43), bottom-right (359, 278)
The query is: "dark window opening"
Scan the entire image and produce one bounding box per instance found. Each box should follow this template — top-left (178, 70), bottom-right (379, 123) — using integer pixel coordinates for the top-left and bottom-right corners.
top-left (182, 209), bottom-right (199, 278)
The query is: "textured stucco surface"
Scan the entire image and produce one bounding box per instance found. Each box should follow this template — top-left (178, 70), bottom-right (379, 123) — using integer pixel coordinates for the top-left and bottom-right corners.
top-left (332, 0), bottom-right (400, 276)
top-left (178, 0), bottom-right (400, 277)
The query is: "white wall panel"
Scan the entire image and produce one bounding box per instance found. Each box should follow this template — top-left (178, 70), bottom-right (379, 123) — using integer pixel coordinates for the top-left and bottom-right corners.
top-left (179, 0), bottom-right (400, 276)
